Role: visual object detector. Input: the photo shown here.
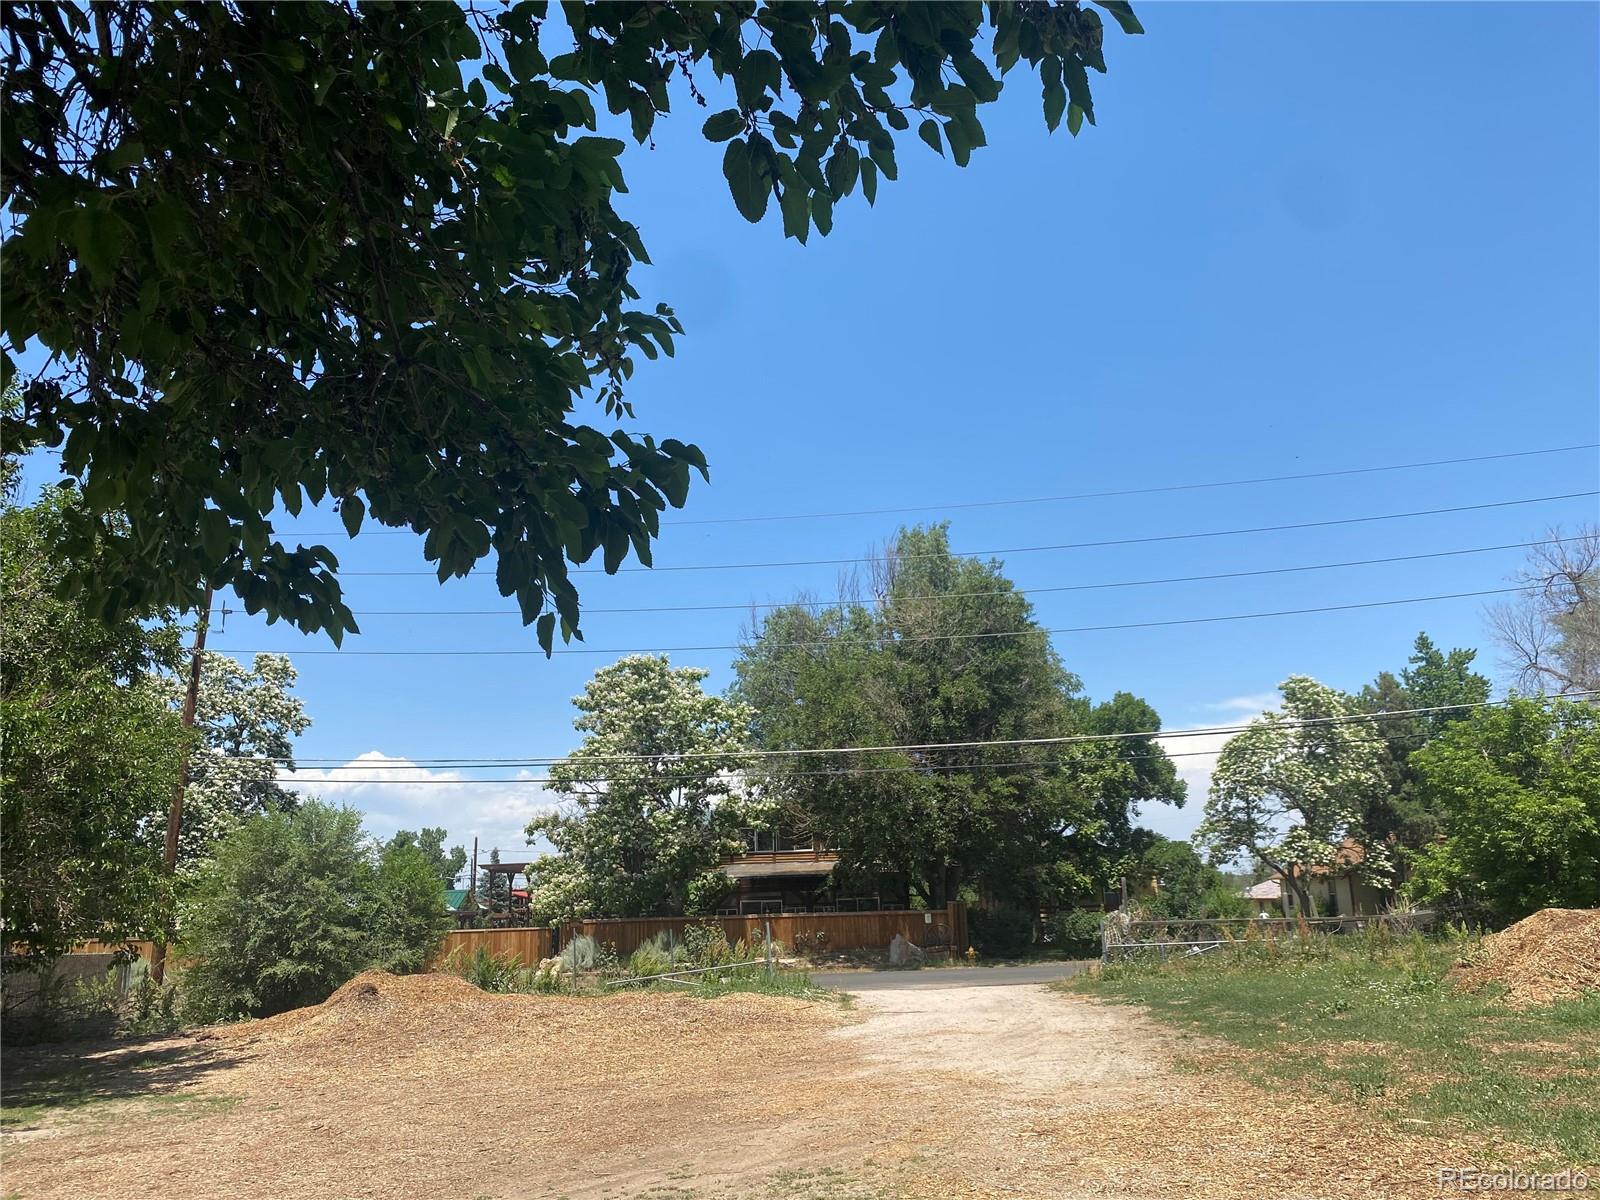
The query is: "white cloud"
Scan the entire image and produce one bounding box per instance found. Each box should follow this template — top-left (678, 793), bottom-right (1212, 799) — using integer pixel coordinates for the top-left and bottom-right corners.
top-left (1203, 691), bottom-right (1282, 715)
top-left (1148, 695), bottom-right (1280, 843)
top-left (280, 751), bottom-right (559, 875)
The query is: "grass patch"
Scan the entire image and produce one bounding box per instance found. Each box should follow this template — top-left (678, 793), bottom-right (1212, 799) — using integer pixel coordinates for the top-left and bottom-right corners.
top-left (1065, 932), bottom-right (1600, 1166)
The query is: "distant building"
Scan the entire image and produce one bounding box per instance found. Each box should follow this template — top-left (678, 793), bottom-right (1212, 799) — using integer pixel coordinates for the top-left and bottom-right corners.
top-left (1240, 878), bottom-right (1283, 915)
top-left (1276, 840), bottom-right (1390, 917)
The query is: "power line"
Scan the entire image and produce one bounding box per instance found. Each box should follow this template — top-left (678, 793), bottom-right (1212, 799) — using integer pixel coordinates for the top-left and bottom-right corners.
top-left (308, 537), bottom-right (1575, 617)
top-left (215, 584), bottom-right (1534, 657)
top-left (332, 490), bottom-right (1597, 576)
top-left (274, 744), bottom-right (1277, 785)
top-left (277, 442), bottom-right (1599, 535)
top-left (242, 695), bottom-right (1584, 770)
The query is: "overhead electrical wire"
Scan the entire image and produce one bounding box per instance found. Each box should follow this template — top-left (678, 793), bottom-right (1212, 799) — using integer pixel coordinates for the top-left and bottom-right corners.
top-left (233, 695), bottom-right (1589, 771)
top-left (216, 584), bottom-right (1537, 657)
top-left (328, 490), bottom-right (1597, 576)
top-left (272, 744), bottom-right (1312, 785)
top-left (310, 537), bottom-right (1578, 617)
top-left (275, 442), bottom-right (1599, 535)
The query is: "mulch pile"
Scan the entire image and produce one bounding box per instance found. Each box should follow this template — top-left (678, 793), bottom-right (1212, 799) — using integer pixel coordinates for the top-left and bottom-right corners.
top-left (1451, 908), bottom-right (1600, 1008)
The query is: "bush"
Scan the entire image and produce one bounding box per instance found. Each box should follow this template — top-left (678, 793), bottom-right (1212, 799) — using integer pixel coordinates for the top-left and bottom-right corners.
top-left (179, 801), bottom-right (450, 1023)
top-left (682, 921), bottom-right (733, 968)
top-left (1042, 910), bottom-right (1103, 957)
top-left (969, 907), bottom-right (1034, 958)
top-left (451, 945), bottom-right (525, 993)
top-left (559, 934), bottom-right (599, 972)
top-left (625, 933), bottom-right (686, 979)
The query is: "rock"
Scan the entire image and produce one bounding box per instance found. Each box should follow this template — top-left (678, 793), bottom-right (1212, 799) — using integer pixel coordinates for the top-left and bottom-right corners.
top-left (888, 934), bottom-right (926, 968)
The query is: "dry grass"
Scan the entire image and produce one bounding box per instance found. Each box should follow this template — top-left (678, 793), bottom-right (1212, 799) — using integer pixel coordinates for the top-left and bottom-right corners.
top-left (0, 969), bottom-right (1552, 1199)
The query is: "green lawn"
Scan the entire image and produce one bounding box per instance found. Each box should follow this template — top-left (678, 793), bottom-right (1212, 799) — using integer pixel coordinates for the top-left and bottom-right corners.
top-left (1064, 933), bottom-right (1600, 1167)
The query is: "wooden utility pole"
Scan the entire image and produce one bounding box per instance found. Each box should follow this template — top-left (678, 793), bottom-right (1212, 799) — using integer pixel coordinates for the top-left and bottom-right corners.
top-left (151, 585), bottom-right (213, 984)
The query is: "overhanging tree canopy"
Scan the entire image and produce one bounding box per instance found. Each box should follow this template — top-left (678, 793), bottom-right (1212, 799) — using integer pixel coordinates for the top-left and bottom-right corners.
top-left (1, 1), bottom-right (1141, 649)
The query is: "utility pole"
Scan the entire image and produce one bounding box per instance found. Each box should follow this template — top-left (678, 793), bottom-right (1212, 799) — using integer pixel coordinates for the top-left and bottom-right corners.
top-left (151, 585), bottom-right (213, 985)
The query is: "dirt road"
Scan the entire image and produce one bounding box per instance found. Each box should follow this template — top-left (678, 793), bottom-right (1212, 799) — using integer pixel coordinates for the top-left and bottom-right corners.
top-left (1, 970), bottom-right (1493, 1199)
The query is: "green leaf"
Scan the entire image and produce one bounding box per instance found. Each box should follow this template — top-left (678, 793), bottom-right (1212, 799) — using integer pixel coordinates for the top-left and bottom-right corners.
top-left (811, 191), bottom-right (834, 236)
top-left (722, 138), bottom-right (769, 223)
top-left (737, 49), bottom-right (781, 109)
top-left (702, 110), bottom-right (745, 142)
top-left (1094, 1), bottom-right (1146, 36)
top-left (145, 199), bottom-right (187, 260)
top-left (339, 495), bottom-right (365, 538)
top-left (72, 208), bottom-right (131, 283)
top-left (1064, 59), bottom-right (1096, 122)
top-left (825, 144), bottom-right (860, 197)
top-left (602, 525), bottom-right (629, 573)
top-left (779, 182), bottom-right (809, 244)
top-left (944, 118), bottom-right (971, 167)
top-left (1067, 102), bottom-right (1085, 137)
top-left (860, 157), bottom-right (878, 206)
top-left (918, 119), bottom-right (943, 156)
top-left (536, 611), bottom-right (556, 654)
top-left (483, 62), bottom-right (513, 94)
top-left (1044, 78), bottom-right (1067, 133)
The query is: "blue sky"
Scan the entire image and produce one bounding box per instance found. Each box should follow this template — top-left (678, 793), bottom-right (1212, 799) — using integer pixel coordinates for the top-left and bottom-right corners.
top-left (22, 3), bottom-right (1599, 863)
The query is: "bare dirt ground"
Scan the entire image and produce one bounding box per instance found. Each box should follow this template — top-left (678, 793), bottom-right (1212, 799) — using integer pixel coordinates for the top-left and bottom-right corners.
top-left (0, 970), bottom-right (1513, 1199)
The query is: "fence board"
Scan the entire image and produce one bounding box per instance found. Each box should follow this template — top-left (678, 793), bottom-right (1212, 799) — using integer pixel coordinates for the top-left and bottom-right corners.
top-left (432, 926), bottom-right (554, 968)
top-left (563, 903), bottom-right (967, 960)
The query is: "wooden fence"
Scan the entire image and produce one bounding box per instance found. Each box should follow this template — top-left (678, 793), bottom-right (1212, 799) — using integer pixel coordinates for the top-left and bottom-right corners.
top-left (564, 902), bottom-right (968, 962)
top-left (56, 904), bottom-right (969, 975)
top-left (431, 926), bottom-right (555, 968)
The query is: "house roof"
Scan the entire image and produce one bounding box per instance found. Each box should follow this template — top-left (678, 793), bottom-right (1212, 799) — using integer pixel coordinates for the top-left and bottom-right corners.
top-left (1282, 839), bottom-right (1367, 879)
top-left (442, 888), bottom-right (471, 911)
top-left (721, 856), bottom-right (839, 880)
top-left (1242, 879), bottom-right (1282, 901)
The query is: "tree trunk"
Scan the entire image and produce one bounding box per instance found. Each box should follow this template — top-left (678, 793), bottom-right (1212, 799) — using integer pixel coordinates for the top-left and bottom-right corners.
top-left (1287, 873), bottom-right (1316, 918)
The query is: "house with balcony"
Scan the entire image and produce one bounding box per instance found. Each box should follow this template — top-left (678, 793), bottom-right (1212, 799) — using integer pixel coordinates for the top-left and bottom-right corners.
top-left (715, 829), bottom-right (903, 915)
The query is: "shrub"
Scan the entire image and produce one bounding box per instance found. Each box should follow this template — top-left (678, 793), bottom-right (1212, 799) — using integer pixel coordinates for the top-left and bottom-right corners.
top-left (179, 801), bottom-right (449, 1022)
top-left (625, 933), bottom-right (686, 979)
top-left (559, 934), bottom-right (598, 972)
top-left (1042, 910), bottom-right (1103, 957)
top-left (969, 907), bottom-right (1034, 958)
top-left (682, 921), bottom-right (733, 968)
top-left (180, 804), bottom-right (373, 1022)
top-left (452, 945), bottom-right (525, 993)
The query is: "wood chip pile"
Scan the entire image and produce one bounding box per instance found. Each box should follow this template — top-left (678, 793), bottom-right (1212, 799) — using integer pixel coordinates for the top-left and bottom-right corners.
top-left (1451, 908), bottom-right (1600, 1008)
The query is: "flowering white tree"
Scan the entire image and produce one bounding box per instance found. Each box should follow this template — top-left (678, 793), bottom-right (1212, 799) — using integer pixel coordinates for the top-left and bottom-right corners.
top-left (526, 655), bottom-right (754, 921)
top-left (160, 651), bottom-right (310, 865)
top-left (1199, 676), bottom-right (1390, 915)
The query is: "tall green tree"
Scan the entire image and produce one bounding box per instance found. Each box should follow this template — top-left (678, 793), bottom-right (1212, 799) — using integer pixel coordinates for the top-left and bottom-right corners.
top-left (1357, 632), bottom-right (1491, 845)
top-left (1405, 698), bottom-right (1600, 924)
top-left (2, 1), bottom-right (1141, 648)
top-left (526, 655), bottom-right (754, 920)
top-left (732, 524), bottom-right (1181, 909)
top-left (386, 827), bottom-right (468, 888)
top-left (1199, 676), bottom-right (1390, 916)
top-left (1, 485), bottom-right (189, 962)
